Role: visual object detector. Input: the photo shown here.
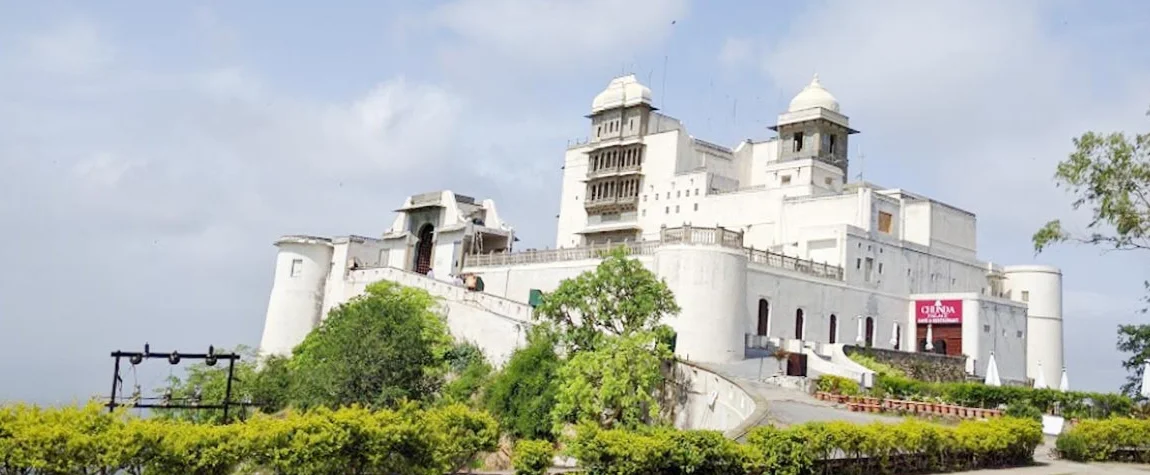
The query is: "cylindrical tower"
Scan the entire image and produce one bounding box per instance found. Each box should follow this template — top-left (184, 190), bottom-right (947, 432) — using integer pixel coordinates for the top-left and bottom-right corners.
top-left (258, 235), bottom-right (334, 358)
top-left (1003, 265), bottom-right (1063, 387)
top-left (653, 244), bottom-right (747, 363)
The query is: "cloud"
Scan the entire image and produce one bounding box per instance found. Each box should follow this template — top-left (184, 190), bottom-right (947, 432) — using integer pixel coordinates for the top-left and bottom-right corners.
top-left (422, 0), bottom-right (689, 75)
top-left (22, 17), bottom-right (114, 75)
top-left (718, 37), bottom-right (753, 68)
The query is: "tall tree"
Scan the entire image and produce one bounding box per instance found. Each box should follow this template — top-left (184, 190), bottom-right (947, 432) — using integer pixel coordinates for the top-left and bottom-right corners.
top-left (289, 281), bottom-right (454, 409)
top-left (533, 246), bottom-right (680, 353)
top-left (1034, 109), bottom-right (1150, 395)
top-left (482, 328), bottom-right (562, 440)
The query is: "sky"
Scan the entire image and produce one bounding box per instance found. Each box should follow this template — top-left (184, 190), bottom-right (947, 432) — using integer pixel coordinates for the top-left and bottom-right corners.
top-left (0, 0), bottom-right (1148, 403)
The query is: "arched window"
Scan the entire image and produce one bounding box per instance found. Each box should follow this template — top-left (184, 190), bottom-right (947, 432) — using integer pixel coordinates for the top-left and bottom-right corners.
top-left (794, 309), bottom-right (805, 340)
top-left (757, 299), bottom-right (770, 336)
top-left (865, 317), bottom-right (875, 347)
top-left (828, 314), bottom-right (838, 344)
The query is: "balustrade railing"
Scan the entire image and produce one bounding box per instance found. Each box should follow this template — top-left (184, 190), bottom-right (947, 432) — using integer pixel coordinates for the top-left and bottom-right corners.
top-left (464, 225), bottom-right (845, 281)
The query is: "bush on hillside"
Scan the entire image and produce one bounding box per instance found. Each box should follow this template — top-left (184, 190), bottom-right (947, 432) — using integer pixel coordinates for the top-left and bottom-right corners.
top-left (512, 439), bottom-right (556, 475)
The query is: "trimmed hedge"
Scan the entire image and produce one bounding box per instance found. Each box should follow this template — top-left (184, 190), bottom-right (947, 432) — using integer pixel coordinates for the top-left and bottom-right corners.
top-left (1056, 418), bottom-right (1150, 463)
top-left (568, 417), bottom-right (1042, 475)
top-left (819, 372), bottom-right (1133, 419)
top-left (0, 402), bottom-right (497, 474)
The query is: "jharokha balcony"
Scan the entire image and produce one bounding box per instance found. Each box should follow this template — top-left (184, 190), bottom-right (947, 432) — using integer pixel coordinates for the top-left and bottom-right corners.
top-left (464, 225), bottom-right (845, 281)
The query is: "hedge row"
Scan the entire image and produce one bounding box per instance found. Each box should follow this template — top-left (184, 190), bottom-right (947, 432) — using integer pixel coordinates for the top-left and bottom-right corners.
top-left (568, 417), bottom-right (1043, 475)
top-left (817, 374), bottom-right (1132, 419)
top-left (0, 402), bottom-right (497, 475)
top-left (1056, 417), bottom-right (1150, 463)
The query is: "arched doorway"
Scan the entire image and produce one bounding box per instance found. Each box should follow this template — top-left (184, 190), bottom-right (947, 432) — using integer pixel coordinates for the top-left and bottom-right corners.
top-left (829, 314), bottom-right (838, 344)
top-left (414, 224), bottom-right (435, 274)
top-left (865, 317), bottom-right (875, 347)
top-left (794, 309), bottom-right (805, 339)
top-left (757, 299), bottom-right (770, 336)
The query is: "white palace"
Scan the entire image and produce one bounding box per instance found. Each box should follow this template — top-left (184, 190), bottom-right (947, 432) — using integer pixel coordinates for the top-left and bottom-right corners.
top-left (258, 74), bottom-right (1065, 388)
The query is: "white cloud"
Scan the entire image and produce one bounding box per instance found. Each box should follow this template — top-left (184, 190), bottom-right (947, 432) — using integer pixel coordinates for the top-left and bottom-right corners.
top-left (424, 0), bottom-right (689, 73)
top-left (23, 17), bottom-right (114, 74)
top-left (718, 37), bottom-right (753, 68)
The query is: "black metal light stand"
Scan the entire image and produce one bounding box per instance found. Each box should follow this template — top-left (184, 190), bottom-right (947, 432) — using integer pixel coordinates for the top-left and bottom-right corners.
top-left (106, 343), bottom-right (247, 423)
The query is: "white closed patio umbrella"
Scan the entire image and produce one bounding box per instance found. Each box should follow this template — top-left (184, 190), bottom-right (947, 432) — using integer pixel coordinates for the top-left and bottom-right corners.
top-left (984, 352), bottom-right (1002, 387)
top-left (924, 324), bottom-right (934, 351)
top-left (1140, 362), bottom-right (1150, 398)
top-left (1059, 367), bottom-right (1070, 392)
top-left (1033, 361), bottom-right (1048, 389)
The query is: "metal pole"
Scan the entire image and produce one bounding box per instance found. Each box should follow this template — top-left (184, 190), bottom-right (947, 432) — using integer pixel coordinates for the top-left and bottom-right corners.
top-left (108, 354), bottom-right (121, 412)
top-left (222, 357), bottom-right (236, 423)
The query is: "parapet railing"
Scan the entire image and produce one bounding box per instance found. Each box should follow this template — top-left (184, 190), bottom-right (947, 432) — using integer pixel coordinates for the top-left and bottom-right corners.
top-left (465, 225), bottom-right (845, 281)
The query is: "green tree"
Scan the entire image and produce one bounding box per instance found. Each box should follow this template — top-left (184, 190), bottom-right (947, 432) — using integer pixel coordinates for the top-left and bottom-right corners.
top-left (483, 328), bottom-right (563, 440)
top-left (1034, 109), bottom-right (1150, 395)
top-left (533, 246), bottom-right (680, 353)
top-left (442, 341), bottom-right (494, 404)
top-left (289, 281), bottom-right (454, 409)
top-left (550, 332), bottom-right (672, 433)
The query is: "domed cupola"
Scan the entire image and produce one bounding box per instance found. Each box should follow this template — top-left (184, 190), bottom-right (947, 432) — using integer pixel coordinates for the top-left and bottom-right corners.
top-left (787, 74), bottom-right (840, 113)
top-left (590, 74), bottom-right (654, 114)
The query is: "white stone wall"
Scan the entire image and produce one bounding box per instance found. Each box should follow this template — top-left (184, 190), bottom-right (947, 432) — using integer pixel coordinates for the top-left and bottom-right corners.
top-left (1003, 265), bottom-right (1063, 386)
top-left (259, 240), bottom-right (334, 357)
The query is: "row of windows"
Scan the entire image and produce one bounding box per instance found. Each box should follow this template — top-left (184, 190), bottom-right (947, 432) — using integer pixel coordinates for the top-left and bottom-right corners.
top-left (643, 188), bottom-right (701, 202)
top-left (755, 299), bottom-right (901, 349)
top-left (589, 146), bottom-right (643, 172)
top-left (638, 202), bottom-right (700, 217)
top-left (587, 177), bottom-right (641, 201)
top-left (790, 132), bottom-right (838, 154)
top-left (594, 117), bottom-right (636, 138)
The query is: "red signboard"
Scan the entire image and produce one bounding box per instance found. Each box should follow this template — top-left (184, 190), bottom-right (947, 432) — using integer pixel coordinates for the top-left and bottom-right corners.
top-left (915, 299), bottom-right (963, 324)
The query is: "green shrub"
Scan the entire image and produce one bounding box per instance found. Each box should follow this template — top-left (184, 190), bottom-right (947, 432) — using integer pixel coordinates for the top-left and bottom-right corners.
top-left (1004, 401), bottom-right (1043, 421)
top-left (815, 375), bottom-right (861, 396)
top-left (865, 374), bottom-right (1132, 419)
top-left (0, 402), bottom-right (498, 474)
top-left (567, 417), bottom-right (1041, 475)
top-left (1056, 418), bottom-right (1150, 463)
top-left (513, 439), bottom-right (555, 475)
top-left (848, 353), bottom-right (906, 378)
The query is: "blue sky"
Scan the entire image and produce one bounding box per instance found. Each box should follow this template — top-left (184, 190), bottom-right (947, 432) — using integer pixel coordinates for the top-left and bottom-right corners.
top-left (0, 0), bottom-right (1148, 403)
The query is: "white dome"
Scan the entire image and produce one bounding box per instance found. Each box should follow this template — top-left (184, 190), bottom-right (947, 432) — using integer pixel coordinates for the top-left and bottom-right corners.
top-left (591, 74), bottom-right (652, 113)
top-left (787, 74), bottom-right (840, 113)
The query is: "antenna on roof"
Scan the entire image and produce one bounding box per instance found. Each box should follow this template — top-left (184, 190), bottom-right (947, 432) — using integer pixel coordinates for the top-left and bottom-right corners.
top-left (855, 144), bottom-right (865, 182)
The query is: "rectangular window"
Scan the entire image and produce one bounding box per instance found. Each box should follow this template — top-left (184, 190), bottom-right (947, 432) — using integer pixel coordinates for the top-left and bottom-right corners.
top-left (856, 258), bottom-right (861, 269)
top-left (781, 175), bottom-right (792, 185)
top-left (675, 205), bottom-right (680, 213)
top-left (878, 211), bottom-right (893, 233)
top-left (792, 132), bottom-right (804, 152)
top-left (290, 259), bottom-right (304, 277)
top-left (665, 206), bottom-right (670, 214)
top-left (693, 203), bottom-right (699, 211)
top-left (824, 177), bottom-right (833, 186)
top-left (878, 263), bottom-right (884, 274)
top-left (1021, 290), bottom-right (1030, 302)
top-left (379, 250), bottom-right (389, 268)
top-left (828, 134), bottom-right (836, 154)
top-left (864, 257), bottom-right (874, 282)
